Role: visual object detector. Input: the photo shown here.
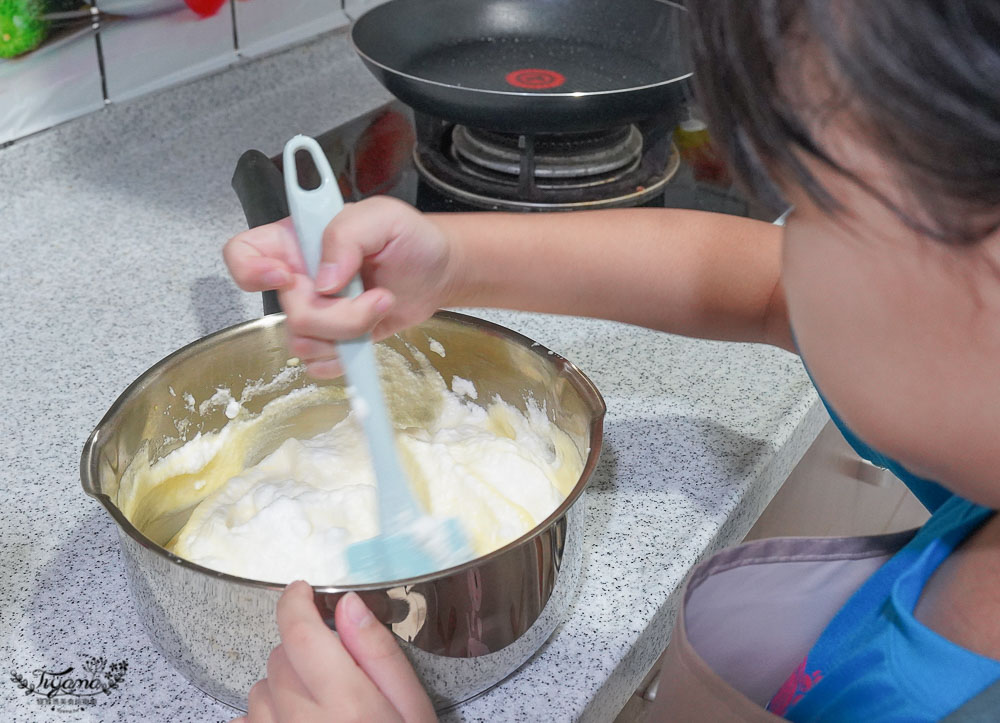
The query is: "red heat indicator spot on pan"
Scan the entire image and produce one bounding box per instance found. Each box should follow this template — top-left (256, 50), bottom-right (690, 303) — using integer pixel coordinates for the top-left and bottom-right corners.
top-left (505, 68), bottom-right (566, 90)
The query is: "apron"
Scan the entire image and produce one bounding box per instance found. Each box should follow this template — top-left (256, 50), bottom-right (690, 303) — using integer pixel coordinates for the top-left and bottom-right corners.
top-left (651, 530), bottom-right (917, 721)
top-left (650, 530), bottom-right (1000, 721)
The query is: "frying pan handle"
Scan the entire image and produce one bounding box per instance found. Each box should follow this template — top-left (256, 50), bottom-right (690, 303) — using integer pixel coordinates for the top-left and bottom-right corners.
top-left (231, 149), bottom-right (290, 316)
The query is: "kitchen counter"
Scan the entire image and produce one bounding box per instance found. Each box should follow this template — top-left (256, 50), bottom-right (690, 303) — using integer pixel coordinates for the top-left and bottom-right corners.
top-left (0, 28), bottom-right (825, 723)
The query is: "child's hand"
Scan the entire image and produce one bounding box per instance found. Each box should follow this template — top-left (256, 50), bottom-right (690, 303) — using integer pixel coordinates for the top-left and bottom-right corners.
top-left (232, 580), bottom-right (436, 723)
top-left (223, 197), bottom-right (455, 378)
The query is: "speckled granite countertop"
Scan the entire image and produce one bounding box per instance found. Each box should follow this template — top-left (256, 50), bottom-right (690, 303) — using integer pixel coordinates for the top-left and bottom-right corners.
top-left (0, 28), bottom-right (825, 723)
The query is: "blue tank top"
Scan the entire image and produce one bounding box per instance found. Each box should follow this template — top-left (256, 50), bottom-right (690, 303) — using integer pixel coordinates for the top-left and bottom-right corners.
top-left (768, 399), bottom-right (1000, 721)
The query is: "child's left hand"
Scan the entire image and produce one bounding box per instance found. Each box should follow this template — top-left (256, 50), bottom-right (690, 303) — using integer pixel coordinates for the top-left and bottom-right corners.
top-left (232, 580), bottom-right (437, 723)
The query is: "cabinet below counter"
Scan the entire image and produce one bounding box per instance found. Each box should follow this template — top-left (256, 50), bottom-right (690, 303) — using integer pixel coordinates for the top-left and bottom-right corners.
top-left (745, 421), bottom-right (930, 541)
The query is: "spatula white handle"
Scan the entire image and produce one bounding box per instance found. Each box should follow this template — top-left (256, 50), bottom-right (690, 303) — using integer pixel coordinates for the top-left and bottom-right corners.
top-left (282, 135), bottom-right (419, 532)
top-left (282, 136), bottom-right (350, 283)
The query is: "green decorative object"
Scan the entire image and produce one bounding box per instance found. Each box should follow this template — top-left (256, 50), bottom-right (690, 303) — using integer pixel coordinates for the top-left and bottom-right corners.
top-left (0, 0), bottom-right (47, 59)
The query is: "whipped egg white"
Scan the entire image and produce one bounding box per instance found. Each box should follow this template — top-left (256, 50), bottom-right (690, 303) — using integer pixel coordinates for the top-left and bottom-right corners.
top-left (119, 345), bottom-right (583, 585)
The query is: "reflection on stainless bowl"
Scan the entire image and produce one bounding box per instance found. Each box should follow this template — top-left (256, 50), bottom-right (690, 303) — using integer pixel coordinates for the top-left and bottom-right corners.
top-left (81, 311), bottom-right (605, 710)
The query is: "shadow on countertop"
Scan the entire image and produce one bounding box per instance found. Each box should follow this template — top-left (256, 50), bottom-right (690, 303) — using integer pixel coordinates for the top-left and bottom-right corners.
top-left (190, 275), bottom-right (249, 337)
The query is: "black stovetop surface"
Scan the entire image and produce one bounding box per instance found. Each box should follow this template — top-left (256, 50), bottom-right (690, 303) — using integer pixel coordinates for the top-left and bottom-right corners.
top-left (273, 100), bottom-right (769, 220)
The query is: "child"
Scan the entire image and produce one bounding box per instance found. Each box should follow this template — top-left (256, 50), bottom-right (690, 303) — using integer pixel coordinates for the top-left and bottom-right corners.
top-left (226, 1), bottom-right (1000, 720)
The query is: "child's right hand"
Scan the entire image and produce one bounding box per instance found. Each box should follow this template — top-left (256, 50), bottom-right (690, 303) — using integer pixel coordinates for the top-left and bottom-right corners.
top-left (223, 197), bottom-right (456, 378)
top-left (232, 581), bottom-right (437, 723)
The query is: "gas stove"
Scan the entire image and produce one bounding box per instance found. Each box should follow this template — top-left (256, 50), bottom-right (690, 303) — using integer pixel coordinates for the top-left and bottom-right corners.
top-left (412, 111), bottom-right (679, 211)
top-left (273, 100), bottom-right (766, 218)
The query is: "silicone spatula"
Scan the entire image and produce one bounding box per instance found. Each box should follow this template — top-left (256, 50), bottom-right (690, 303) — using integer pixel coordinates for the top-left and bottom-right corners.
top-left (282, 135), bottom-right (471, 583)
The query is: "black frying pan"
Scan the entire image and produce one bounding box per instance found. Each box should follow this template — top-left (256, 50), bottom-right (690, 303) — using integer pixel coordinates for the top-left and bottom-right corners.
top-left (351, 0), bottom-right (691, 134)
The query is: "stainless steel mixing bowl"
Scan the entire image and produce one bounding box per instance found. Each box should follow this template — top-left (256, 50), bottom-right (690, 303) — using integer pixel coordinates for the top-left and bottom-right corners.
top-left (81, 311), bottom-right (604, 711)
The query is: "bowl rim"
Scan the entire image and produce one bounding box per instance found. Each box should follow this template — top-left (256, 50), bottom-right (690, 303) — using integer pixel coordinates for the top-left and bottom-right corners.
top-left (81, 310), bottom-right (606, 592)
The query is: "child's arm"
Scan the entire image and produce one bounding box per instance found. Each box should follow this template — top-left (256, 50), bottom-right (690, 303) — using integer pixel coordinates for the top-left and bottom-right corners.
top-left (234, 581), bottom-right (436, 723)
top-left (224, 198), bottom-right (791, 379)
top-left (439, 205), bottom-right (790, 349)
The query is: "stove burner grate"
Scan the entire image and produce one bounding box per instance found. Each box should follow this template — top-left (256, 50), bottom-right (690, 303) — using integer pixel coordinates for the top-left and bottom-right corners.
top-left (451, 125), bottom-right (643, 179)
top-left (412, 112), bottom-right (681, 211)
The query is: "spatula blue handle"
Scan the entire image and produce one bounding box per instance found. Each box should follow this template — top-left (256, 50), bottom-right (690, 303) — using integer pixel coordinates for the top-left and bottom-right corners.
top-left (283, 135), bottom-right (420, 533)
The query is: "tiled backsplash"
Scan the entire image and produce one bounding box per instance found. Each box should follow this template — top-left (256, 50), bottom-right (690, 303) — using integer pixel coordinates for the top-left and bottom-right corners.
top-left (98, 0), bottom-right (237, 104)
top-left (236, 0), bottom-right (346, 59)
top-left (0, 0), bottom-right (383, 145)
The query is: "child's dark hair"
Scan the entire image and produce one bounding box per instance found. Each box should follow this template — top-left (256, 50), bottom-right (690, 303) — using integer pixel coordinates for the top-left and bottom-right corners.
top-left (687, 1), bottom-right (1000, 244)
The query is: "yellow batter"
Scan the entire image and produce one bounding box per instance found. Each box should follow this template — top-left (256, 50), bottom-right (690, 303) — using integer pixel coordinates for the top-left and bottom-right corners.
top-left (117, 345), bottom-right (583, 585)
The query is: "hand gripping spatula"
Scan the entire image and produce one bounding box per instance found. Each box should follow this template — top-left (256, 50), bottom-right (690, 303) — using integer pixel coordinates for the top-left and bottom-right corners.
top-left (283, 135), bottom-right (472, 583)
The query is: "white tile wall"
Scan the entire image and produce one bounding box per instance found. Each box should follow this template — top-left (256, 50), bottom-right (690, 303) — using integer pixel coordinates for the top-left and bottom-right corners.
top-left (343, 0), bottom-right (389, 22)
top-left (0, 13), bottom-right (104, 145)
top-left (235, 0), bottom-right (348, 59)
top-left (1, 0), bottom-right (356, 144)
top-left (96, 1), bottom-right (236, 103)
